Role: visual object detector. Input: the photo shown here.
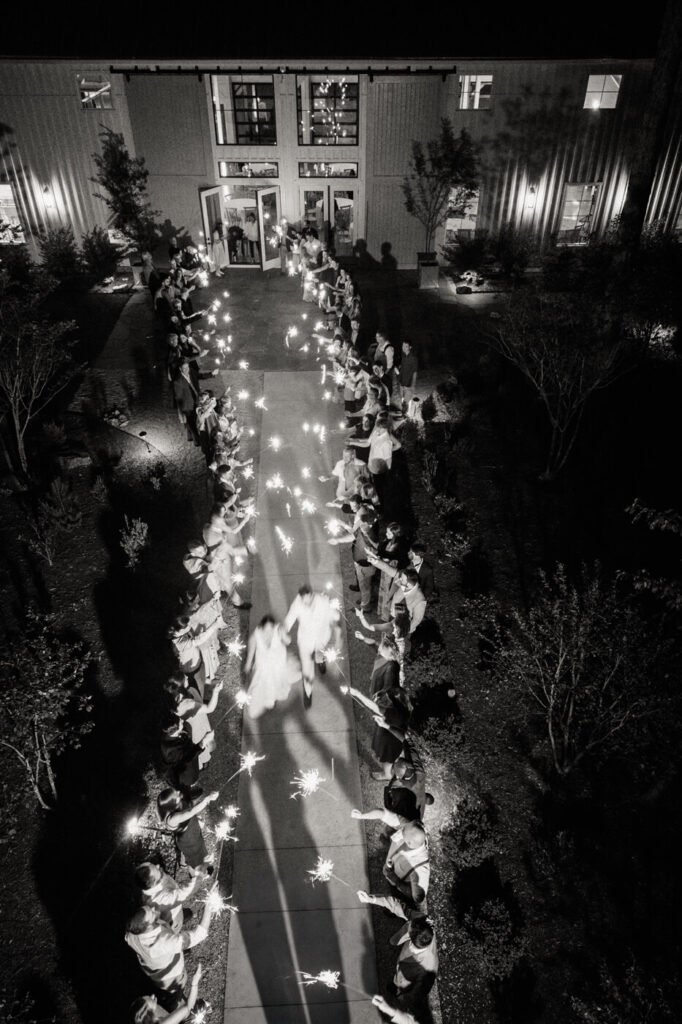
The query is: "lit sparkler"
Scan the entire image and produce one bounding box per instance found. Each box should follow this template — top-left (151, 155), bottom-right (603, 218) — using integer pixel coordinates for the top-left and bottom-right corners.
top-left (321, 646), bottom-right (342, 664)
top-left (254, 396), bottom-right (267, 410)
top-left (266, 473), bottom-right (285, 490)
top-left (232, 573), bottom-right (245, 585)
top-left (286, 503), bottom-right (292, 517)
top-left (204, 889), bottom-right (238, 916)
top-left (241, 466), bottom-right (254, 479)
top-left (237, 390), bottom-right (249, 400)
top-left (290, 768), bottom-right (339, 802)
top-left (208, 314), bottom-right (217, 326)
top-left (321, 364), bottom-right (327, 385)
top-left (269, 436), bottom-right (282, 451)
top-left (302, 422), bottom-right (310, 433)
top-left (322, 390), bottom-right (331, 401)
top-left (293, 486), bottom-right (302, 497)
top-left (297, 971), bottom-right (340, 990)
top-left (238, 360), bottom-right (249, 370)
top-left (307, 855), bottom-right (351, 888)
top-left (248, 428), bottom-right (255, 437)
top-left (275, 526), bottom-right (294, 555)
top-left (226, 751), bottom-right (266, 784)
top-left (246, 537), bottom-right (257, 553)
top-left (301, 467), bottom-right (311, 479)
top-left (227, 638), bottom-right (246, 657)
top-left (325, 518), bottom-right (343, 536)
top-left (301, 499), bottom-right (317, 514)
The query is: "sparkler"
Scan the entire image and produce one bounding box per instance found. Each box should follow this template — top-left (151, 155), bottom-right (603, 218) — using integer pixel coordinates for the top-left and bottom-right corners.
top-left (307, 855), bottom-right (351, 888)
top-left (301, 467), bottom-right (311, 479)
top-left (266, 473), bottom-right (285, 490)
top-left (290, 768), bottom-right (339, 802)
top-left (269, 436), bottom-right (282, 451)
top-left (314, 321), bottom-right (324, 331)
top-left (227, 638), bottom-right (246, 657)
top-left (302, 422), bottom-right (310, 433)
top-left (232, 572), bottom-right (245, 585)
top-left (325, 518), bottom-right (343, 536)
top-left (246, 537), bottom-right (257, 553)
top-left (248, 428), bottom-right (255, 437)
top-left (237, 390), bottom-right (250, 400)
top-left (293, 486), bottom-right (302, 497)
top-left (321, 364), bottom-right (327, 386)
top-left (254, 396), bottom-right (267, 410)
top-left (321, 646), bottom-right (342, 664)
top-left (275, 526), bottom-right (294, 555)
top-left (125, 817), bottom-right (166, 837)
top-left (286, 503), bottom-right (292, 518)
top-left (300, 499), bottom-right (317, 514)
top-left (297, 971), bottom-right (340, 990)
top-left (223, 290), bottom-right (229, 298)
top-left (207, 314), bottom-right (217, 326)
top-left (226, 751), bottom-right (266, 785)
top-left (204, 889), bottom-right (238, 916)
top-left (190, 1003), bottom-right (211, 1024)
top-left (223, 313), bottom-right (232, 323)
top-left (238, 360), bottom-right (249, 370)
top-left (322, 390), bottom-right (331, 401)
top-left (241, 466), bottom-right (254, 479)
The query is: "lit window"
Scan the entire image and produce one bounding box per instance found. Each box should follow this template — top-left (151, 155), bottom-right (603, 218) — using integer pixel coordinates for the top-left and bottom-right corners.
top-left (445, 190), bottom-right (479, 241)
top-left (0, 183), bottom-right (26, 245)
top-left (583, 74), bottom-right (621, 110)
top-left (298, 162), bottom-right (357, 177)
top-left (297, 75), bottom-right (359, 146)
top-left (210, 75), bottom-right (276, 146)
top-left (218, 161), bottom-right (278, 178)
top-left (458, 74), bottom-right (493, 110)
top-left (557, 183), bottom-right (601, 244)
top-left (78, 75), bottom-right (112, 109)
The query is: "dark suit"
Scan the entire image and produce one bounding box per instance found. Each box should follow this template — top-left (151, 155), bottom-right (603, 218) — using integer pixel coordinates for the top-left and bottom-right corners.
top-left (172, 371), bottom-right (200, 444)
top-left (414, 558), bottom-right (435, 601)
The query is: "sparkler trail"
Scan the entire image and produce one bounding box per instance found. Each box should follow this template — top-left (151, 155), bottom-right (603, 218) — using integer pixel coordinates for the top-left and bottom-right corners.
top-left (226, 751), bottom-right (266, 785)
top-left (306, 855), bottom-right (351, 887)
top-left (290, 768), bottom-right (339, 802)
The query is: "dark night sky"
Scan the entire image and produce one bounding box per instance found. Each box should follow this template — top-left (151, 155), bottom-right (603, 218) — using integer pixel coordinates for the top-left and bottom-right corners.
top-left (0, 2), bottom-right (668, 61)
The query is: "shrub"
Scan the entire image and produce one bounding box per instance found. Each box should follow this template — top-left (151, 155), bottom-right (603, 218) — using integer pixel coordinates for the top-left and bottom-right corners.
top-left (488, 223), bottom-right (537, 282)
top-left (42, 478), bottom-right (82, 531)
top-left (420, 393), bottom-right (437, 422)
top-left (461, 897), bottom-right (526, 981)
top-left (439, 794), bottom-right (498, 869)
top-left (38, 227), bottom-right (84, 287)
top-left (90, 475), bottom-right (108, 503)
top-left (41, 421), bottom-right (68, 448)
top-left (402, 640), bottom-right (454, 706)
top-left (120, 515), bottom-right (149, 568)
top-left (0, 245), bottom-right (34, 287)
top-left (442, 234), bottom-right (488, 271)
top-left (81, 225), bottom-right (121, 282)
top-left (20, 507), bottom-right (60, 567)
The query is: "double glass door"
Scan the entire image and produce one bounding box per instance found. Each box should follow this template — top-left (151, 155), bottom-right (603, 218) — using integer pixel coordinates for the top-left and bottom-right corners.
top-left (199, 184), bottom-right (281, 270)
top-left (299, 185), bottom-right (356, 255)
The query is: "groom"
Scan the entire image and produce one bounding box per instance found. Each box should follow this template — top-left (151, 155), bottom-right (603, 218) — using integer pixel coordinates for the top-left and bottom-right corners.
top-left (283, 584), bottom-right (341, 708)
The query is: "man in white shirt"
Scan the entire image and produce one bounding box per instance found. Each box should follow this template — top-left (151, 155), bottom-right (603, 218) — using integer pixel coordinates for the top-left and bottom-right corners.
top-left (351, 806), bottom-right (430, 909)
top-left (135, 862), bottom-right (204, 933)
top-left (326, 445), bottom-right (365, 507)
top-left (125, 898), bottom-right (214, 1002)
top-left (283, 584), bottom-right (341, 707)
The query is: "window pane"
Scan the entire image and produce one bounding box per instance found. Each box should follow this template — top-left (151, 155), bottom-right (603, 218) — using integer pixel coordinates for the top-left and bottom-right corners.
top-left (298, 75), bottom-right (359, 145)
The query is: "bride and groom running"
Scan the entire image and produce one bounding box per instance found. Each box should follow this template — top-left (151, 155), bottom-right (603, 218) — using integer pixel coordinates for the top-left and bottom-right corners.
top-left (243, 584), bottom-right (342, 718)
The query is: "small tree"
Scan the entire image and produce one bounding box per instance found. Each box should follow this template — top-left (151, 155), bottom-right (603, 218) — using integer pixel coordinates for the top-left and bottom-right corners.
top-left (484, 289), bottom-right (627, 480)
top-left (91, 126), bottom-right (160, 255)
top-left (0, 609), bottom-right (94, 809)
top-left (0, 273), bottom-right (79, 476)
top-left (625, 498), bottom-right (682, 613)
top-left (402, 119), bottom-right (478, 253)
top-left (476, 565), bottom-right (670, 777)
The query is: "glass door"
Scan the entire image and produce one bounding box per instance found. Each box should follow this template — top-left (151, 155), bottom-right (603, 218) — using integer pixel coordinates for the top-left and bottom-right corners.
top-left (299, 186), bottom-right (329, 241)
top-left (255, 185), bottom-right (281, 271)
top-left (199, 185), bottom-right (263, 269)
top-left (331, 188), bottom-right (355, 255)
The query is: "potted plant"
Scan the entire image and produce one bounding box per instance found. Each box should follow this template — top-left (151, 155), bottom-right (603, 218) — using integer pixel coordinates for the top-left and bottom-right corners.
top-left (402, 119), bottom-right (478, 289)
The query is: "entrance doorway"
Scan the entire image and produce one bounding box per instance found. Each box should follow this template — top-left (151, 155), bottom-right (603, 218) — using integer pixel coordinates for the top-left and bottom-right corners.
top-left (299, 185), bottom-right (355, 255)
top-left (199, 184), bottom-right (281, 269)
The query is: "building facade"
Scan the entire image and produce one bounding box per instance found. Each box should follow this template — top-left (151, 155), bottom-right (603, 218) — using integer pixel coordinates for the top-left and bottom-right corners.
top-left (1, 56), bottom-right (681, 266)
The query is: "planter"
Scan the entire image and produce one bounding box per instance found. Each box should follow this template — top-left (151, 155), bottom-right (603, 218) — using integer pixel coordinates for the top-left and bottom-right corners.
top-left (417, 251), bottom-right (439, 290)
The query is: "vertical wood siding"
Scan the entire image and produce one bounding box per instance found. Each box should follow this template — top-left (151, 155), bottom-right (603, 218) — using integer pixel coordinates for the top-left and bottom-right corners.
top-left (0, 61), bottom-right (135, 256)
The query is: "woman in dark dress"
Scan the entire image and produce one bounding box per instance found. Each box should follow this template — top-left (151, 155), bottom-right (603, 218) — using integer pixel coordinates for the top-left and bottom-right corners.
top-left (348, 636), bottom-right (409, 779)
top-left (377, 521), bottom-right (410, 621)
top-left (157, 787), bottom-right (218, 875)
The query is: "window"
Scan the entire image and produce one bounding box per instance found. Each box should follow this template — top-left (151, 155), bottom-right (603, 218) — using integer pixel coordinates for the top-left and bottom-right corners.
top-left (298, 161), bottom-right (358, 177)
top-left (0, 183), bottom-right (26, 245)
top-left (445, 190), bottom-right (479, 241)
top-left (297, 75), bottom-right (359, 145)
top-left (210, 75), bottom-right (276, 145)
top-left (458, 74), bottom-right (493, 110)
top-left (557, 183), bottom-right (601, 243)
top-left (78, 74), bottom-right (112, 109)
top-left (218, 161), bottom-right (278, 178)
top-left (583, 74), bottom-right (621, 110)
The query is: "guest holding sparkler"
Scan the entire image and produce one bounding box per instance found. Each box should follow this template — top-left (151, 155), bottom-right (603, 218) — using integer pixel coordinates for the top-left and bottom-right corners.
top-left (159, 718), bottom-right (202, 793)
top-left (165, 675), bottom-right (222, 769)
top-left (358, 892), bottom-right (438, 1014)
top-left (376, 523), bottom-right (410, 621)
top-left (371, 995), bottom-right (418, 1024)
top-left (345, 635), bottom-right (409, 779)
top-left (125, 897), bottom-right (215, 1005)
top-left (352, 810), bottom-right (430, 910)
top-left (324, 445), bottom-right (365, 507)
top-left (283, 585), bottom-right (341, 708)
top-left (157, 787), bottom-right (220, 875)
top-left (202, 504), bottom-right (252, 610)
top-left (244, 615), bottom-right (302, 719)
top-left (130, 963), bottom-right (203, 1024)
top-left (135, 862), bottom-right (204, 933)
top-left (355, 567), bottom-right (426, 639)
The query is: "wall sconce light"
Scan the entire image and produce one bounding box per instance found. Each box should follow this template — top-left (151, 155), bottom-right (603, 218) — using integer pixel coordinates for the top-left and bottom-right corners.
top-left (526, 185), bottom-right (537, 209)
top-left (43, 185), bottom-right (55, 209)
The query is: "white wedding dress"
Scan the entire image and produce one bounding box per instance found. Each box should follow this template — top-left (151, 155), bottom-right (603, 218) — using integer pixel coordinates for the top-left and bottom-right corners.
top-left (247, 624), bottom-right (302, 719)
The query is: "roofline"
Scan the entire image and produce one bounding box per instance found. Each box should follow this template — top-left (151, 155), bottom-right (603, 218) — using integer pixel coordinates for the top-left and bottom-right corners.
top-left (0, 55), bottom-right (656, 67)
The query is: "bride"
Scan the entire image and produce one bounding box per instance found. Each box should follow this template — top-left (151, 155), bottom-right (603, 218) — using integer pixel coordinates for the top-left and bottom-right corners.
top-left (244, 615), bottom-right (302, 719)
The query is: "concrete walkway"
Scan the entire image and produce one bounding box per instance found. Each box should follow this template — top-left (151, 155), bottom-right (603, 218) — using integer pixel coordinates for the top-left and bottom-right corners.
top-left (225, 371), bottom-right (378, 1024)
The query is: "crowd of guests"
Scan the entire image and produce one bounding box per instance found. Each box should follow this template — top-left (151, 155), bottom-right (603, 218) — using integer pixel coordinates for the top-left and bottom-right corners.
top-left (125, 234), bottom-right (437, 1024)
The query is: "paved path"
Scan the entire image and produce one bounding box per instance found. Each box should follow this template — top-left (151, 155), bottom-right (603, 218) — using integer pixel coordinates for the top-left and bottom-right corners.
top-left (225, 371), bottom-right (378, 1024)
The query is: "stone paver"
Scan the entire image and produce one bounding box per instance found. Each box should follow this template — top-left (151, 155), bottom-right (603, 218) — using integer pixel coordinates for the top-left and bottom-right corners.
top-left (225, 371), bottom-right (378, 1023)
